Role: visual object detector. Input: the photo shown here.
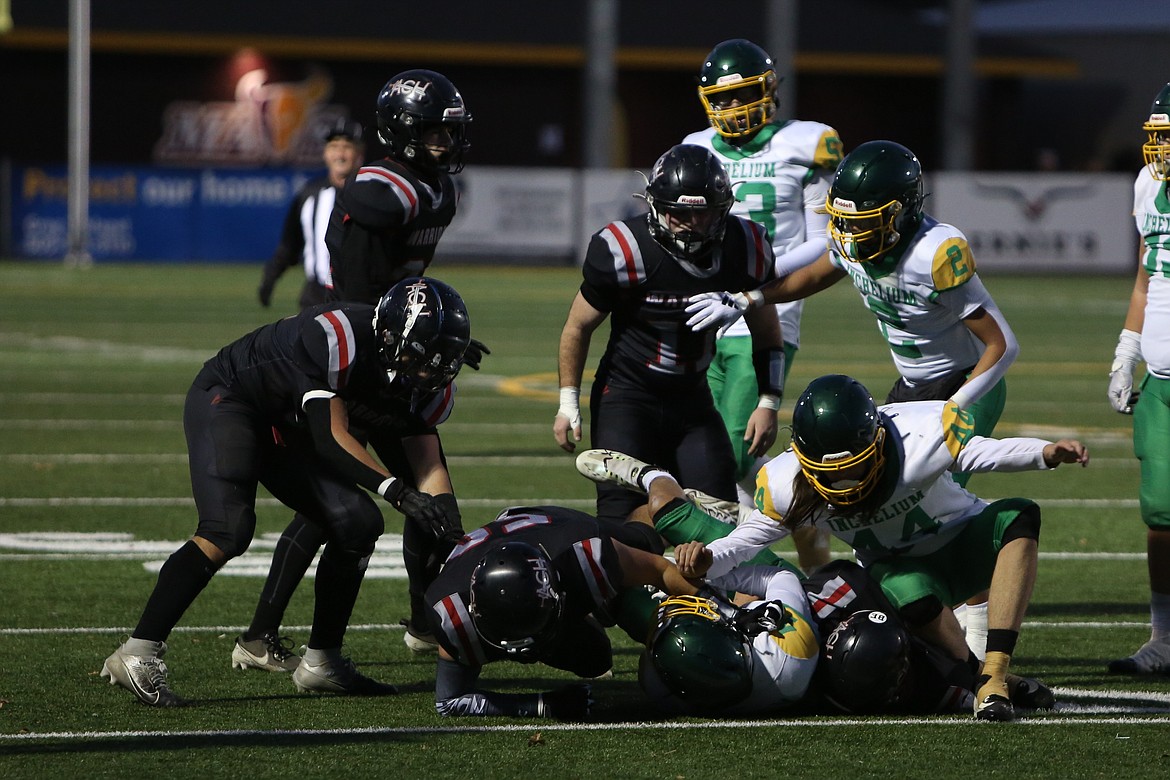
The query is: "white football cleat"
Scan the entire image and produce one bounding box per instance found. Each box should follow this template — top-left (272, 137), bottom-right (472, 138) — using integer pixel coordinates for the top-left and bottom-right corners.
top-left (683, 488), bottom-right (741, 525)
top-left (292, 652), bottom-right (398, 696)
top-left (231, 632), bottom-right (301, 672)
top-left (101, 639), bottom-right (186, 707)
top-left (1108, 637), bottom-right (1170, 674)
top-left (575, 449), bottom-right (657, 492)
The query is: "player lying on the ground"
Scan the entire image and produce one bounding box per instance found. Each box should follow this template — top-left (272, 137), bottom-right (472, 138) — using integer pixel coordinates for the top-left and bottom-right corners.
top-left (577, 373), bottom-right (1087, 721)
top-left (424, 498), bottom-right (702, 720)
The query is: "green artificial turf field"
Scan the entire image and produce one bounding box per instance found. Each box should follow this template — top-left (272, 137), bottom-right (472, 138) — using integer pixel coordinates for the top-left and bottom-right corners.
top-left (0, 262), bottom-right (1166, 778)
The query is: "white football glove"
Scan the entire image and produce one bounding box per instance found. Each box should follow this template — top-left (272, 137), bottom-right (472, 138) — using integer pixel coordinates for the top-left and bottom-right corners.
top-left (1107, 329), bottom-right (1142, 414)
top-left (685, 291), bottom-right (759, 332)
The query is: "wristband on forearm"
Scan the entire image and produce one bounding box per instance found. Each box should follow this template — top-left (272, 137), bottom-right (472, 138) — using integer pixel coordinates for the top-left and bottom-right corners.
top-left (1111, 329), bottom-right (1142, 373)
top-left (753, 347), bottom-right (786, 398)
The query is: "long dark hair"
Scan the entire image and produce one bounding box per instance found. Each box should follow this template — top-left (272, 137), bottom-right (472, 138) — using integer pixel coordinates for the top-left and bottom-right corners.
top-left (783, 469), bottom-right (887, 533)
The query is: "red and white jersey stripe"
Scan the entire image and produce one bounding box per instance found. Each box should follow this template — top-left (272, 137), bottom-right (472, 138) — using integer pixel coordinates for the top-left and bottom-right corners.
top-left (419, 382), bottom-right (457, 427)
top-left (599, 221), bottom-right (647, 287)
top-left (436, 593), bottom-right (487, 667)
top-left (313, 309), bottom-right (358, 390)
top-left (739, 218), bottom-right (772, 282)
top-left (354, 166), bottom-right (420, 223)
top-left (571, 536), bottom-right (616, 605)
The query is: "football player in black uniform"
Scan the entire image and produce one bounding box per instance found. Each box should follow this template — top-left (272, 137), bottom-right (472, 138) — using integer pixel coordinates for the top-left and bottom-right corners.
top-left (425, 500), bottom-right (701, 720)
top-left (326, 69), bottom-right (471, 304)
top-left (238, 70), bottom-right (488, 664)
top-left (101, 277), bottom-right (471, 707)
top-left (554, 144), bottom-right (785, 525)
top-left (258, 118), bottom-right (365, 310)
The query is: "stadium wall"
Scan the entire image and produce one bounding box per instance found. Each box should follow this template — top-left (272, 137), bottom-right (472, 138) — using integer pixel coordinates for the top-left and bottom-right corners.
top-left (2, 163), bottom-right (1137, 273)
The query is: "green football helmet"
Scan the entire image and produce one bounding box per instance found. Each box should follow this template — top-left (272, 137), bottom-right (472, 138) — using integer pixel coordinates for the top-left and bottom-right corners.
top-left (825, 140), bottom-right (924, 263)
top-left (1143, 83), bottom-right (1170, 180)
top-left (645, 595), bottom-right (753, 710)
top-left (697, 38), bottom-right (777, 140)
top-left (790, 374), bottom-right (887, 506)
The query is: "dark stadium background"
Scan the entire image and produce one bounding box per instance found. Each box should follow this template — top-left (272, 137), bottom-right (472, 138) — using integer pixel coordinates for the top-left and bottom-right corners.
top-left (2, 0), bottom-right (1167, 173)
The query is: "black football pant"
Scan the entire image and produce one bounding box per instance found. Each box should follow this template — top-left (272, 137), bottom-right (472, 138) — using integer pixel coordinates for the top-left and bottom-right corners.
top-left (589, 370), bottom-right (737, 524)
top-left (181, 383), bottom-right (382, 650)
top-left (251, 430), bottom-right (456, 637)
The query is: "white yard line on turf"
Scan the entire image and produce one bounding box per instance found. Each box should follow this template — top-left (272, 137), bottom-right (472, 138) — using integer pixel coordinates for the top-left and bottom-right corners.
top-left (1, 712), bottom-right (1168, 743)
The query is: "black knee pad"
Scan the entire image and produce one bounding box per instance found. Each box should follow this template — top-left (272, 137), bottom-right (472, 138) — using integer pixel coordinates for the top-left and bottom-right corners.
top-left (324, 494), bottom-right (384, 551)
top-left (899, 595), bottom-right (946, 629)
top-left (1001, 504), bottom-right (1041, 545)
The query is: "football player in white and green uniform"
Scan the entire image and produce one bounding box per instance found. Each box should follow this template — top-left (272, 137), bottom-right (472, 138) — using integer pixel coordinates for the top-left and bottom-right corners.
top-left (669, 374), bottom-right (1088, 722)
top-left (1105, 82), bottom-right (1170, 675)
top-left (683, 38), bottom-right (842, 573)
top-left (687, 139), bottom-right (1021, 657)
top-left (687, 140), bottom-right (1018, 468)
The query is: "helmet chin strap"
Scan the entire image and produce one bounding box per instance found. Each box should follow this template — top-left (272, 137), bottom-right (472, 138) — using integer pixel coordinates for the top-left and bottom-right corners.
top-left (672, 245), bottom-right (723, 278)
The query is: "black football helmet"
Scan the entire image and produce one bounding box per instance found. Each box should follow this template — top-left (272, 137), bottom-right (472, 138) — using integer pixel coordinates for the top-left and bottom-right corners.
top-left (469, 542), bottom-right (563, 657)
top-left (825, 140), bottom-right (924, 263)
top-left (644, 144), bottom-right (734, 273)
top-left (697, 39), bottom-right (778, 140)
top-left (376, 69), bottom-right (472, 173)
top-left (644, 595), bottom-right (753, 711)
top-left (1143, 83), bottom-right (1170, 180)
top-left (790, 374), bottom-right (887, 506)
top-left (821, 610), bottom-right (911, 714)
top-left (373, 276), bottom-right (470, 395)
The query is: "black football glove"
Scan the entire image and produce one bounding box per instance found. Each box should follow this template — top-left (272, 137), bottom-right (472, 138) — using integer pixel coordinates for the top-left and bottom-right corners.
top-left (734, 600), bottom-right (793, 637)
top-left (541, 683), bottom-right (593, 721)
top-left (383, 479), bottom-right (449, 534)
top-left (463, 338), bottom-right (491, 371)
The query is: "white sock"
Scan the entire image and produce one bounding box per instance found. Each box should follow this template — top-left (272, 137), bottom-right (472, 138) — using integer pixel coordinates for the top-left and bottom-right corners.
top-left (1151, 591), bottom-right (1170, 641)
top-left (965, 601), bottom-right (988, 661)
top-left (302, 647), bottom-right (341, 666)
top-left (639, 469), bottom-right (672, 492)
top-left (123, 637), bottom-right (164, 656)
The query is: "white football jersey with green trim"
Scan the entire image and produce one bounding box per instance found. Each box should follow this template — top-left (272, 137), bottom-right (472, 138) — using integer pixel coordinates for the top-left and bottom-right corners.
top-left (829, 215), bottom-right (1001, 385)
top-left (1133, 169), bottom-right (1170, 377)
top-left (705, 400), bottom-right (1053, 573)
top-left (683, 120), bottom-right (841, 343)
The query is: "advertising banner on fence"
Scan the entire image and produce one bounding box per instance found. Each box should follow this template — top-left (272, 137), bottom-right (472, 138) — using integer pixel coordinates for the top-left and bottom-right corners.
top-left (928, 172), bottom-right (1136, 274)
top-left (10, 164), bottom-right (311, 262)
top-left (6, 165), bottom-right (1137, 271)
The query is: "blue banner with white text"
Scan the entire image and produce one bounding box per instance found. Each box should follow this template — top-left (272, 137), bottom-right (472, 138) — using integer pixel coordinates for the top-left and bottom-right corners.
top-left (9, 164), bottom-right (317, 262)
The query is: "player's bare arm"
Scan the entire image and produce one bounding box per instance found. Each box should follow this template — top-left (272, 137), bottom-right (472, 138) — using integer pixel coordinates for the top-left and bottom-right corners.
top-left (554, 292), bottom-right (607, 452)
top-left (613, 540), bottom-right (701, 597)
top-left (743, 304), bottom-right (783, 456)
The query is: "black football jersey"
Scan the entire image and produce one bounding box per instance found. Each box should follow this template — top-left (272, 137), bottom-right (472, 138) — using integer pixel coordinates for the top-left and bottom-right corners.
top-left (326, 158), bottom-right (460, 304)
top-left (580, 215), bottom-right (774, 383)
top-left (425, 506), bottom-right (624, 666)
top-left (196, 302), bottom-right (454, 436)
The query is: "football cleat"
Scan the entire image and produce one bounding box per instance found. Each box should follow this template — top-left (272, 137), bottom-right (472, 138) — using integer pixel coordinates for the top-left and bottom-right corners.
top-left (575, 449), bottom-right (658, 492)
top-left (1107, 637), bottom-right (1170, 674)
top-left (683, 487), bottom-right (742, 525)
top-left (974, 693), bottom-right (1015, 722)
top-left (400, 619), bottom-right (440, 654)
top-left (231, 632), bottom-right (301, 672)
top-left (1007, 673), bottom-right (1055, 710)
top-left (292, 653), bottom-right (398, 696)
top-left (101, 640), bottom-right (187, 707)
